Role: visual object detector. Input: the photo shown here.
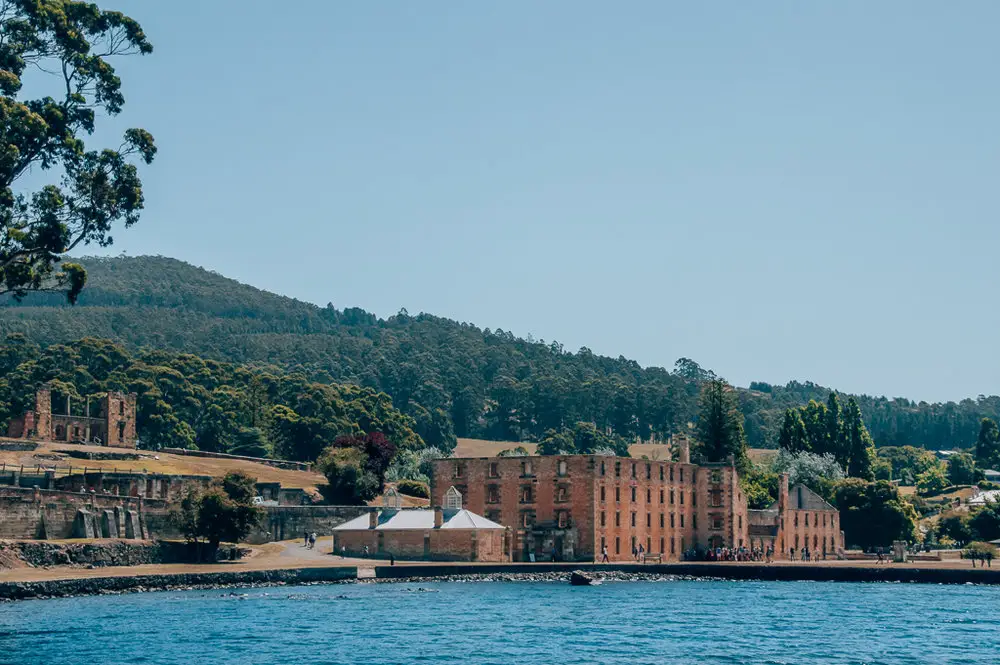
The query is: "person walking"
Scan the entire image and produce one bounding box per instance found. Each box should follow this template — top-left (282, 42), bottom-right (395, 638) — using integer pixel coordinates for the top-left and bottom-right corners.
top-left (601, 545), bottom-right (609, 563)
top-left (341, 545), bottom-right (347, 559)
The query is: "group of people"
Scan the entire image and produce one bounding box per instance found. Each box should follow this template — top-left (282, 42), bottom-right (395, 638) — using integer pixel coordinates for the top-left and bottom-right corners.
top-left (685, 546), bottom-right (775, 562)
top-left (790, 546), bottom-right (824, 562)
top-left (302, 531), bottom-right (317, 549)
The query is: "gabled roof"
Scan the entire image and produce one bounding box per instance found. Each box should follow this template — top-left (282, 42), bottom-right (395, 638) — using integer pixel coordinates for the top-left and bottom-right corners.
top-left (334, 508), bottom-right (504, 531)
top-left (768, 484), bottom-right (837, 512)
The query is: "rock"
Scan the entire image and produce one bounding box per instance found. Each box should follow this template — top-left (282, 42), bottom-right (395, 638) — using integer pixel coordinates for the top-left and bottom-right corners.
top-left (570, 571), bottom-right (597, 586)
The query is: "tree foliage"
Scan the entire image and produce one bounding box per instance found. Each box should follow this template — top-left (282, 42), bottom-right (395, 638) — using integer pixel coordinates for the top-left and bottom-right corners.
top-left (5, 257), bottom-right (1000, 454)
top-left (0, 1), bottom-right (156, 303)
top-left (695, 379), bottom-right (748, 471)
top-left (175, 471), bottom-right (263, 550)
top-left (834, 479), bottom-right (919, 549)
top-left (0, 335), bottom-right (423, 460)
top-left (976, 418), bottom-right (1000, 470)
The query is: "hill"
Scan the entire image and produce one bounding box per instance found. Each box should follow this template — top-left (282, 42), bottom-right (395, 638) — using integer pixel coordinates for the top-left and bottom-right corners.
top-left (3, 256), bottom-right (999, 452)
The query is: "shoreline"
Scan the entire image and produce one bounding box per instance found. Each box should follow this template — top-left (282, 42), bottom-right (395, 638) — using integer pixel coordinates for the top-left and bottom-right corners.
top-left (3, 561), bottom-right (1000, 601)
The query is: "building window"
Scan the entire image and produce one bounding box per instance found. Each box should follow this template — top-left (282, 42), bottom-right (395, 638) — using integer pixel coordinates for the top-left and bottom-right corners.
top-left (646, 513), bottom-right (651, 528)
top-left (670, 489), bottom-right (675, 505)
top-left (646, 488), bottom-right (652, 503)
top-left (805, 513), bottom-right (809, 527)
top-left (659, 466), bottom-right (664, 481)
top-left (710, 516), bottom-right (723, 530)
top-left (600, 486), bottom-right (606, 502)
top-left (631, 463), bottom-right (637, 479)
top-left (794, 534), bottom-right (799, 549)
top-left (452, 463), bottom-right (462, 478)
top-left (738, 515), bottom-right (742, 529)
top-left (615, 537), bottom-right (620, 555)
top-left (521, 460), bottom-right (533, 477)
top-left (794, 514), bottom-right (798, 527)
top-left (660, 537), bottom-right (665, 554)
top-left (615, 487), bottom-right (621, 503)
top-left (660, 513), bottom-right (665, 528)
top-left (558, 511), bottom-right (569, 529)
top-left (488, 463), bottom-right (499, 478)
top-left (659, 489), bottom-right (664, 504)
top-left (631, 487), bottom-right (636, 502)
top-left (487, 485), bottom-right (500, 504)
top-left (680, 469), bottom-right (684, 482)
top-left (647, 537), bottom-right (652, 553)
top-left (615, 512), bottom-right (621, 527)
top-left (680, 514), bottom-right (685, 528)
top-left (486, 510), bottom-right (501, 523)
top-left (710, 470), bottom-right (722, 484)
top-left (615, 462), bottom-right (621, 477)
top-left (600, 461), bottom-right (606, 476)
top-left (693, 515), bottom-right (697, 529)
top-left (600, 511), bottom-right (606, 527)
top-left (822, 514), bottom-right (827, 527)
top-left (671, 537), bottom-right (676, 554)
top-left (557, 460), bottom-right (568, 477)
top-left (670, 513), bottom-right (675, 528)
top-left (692, 491), bottom-right (696, 507)
top-left (669, 467), bottom-right (674, 482)
top-left (813, 534), bottom-right (818, 549)
top-left (814, 513), bottom-right (818, 528)
top-left (631, 512), bottom-right (636, 527)
top-left (520, 485), bottom-right (533, 503)
top-left (601, 536), bottom-right (606, 552)
top-left (710, 491), bottom-right (723, 508)
top-left (680, 492), bottom-right (684, 506)
top-left (646, 463), bottom-right (651, 480)
top-left (631, 536), bottom-right (637, 552)
top-left (521, 511), bottom-right (535, 528)
top-left (556, 485), bottom-right (569, 502)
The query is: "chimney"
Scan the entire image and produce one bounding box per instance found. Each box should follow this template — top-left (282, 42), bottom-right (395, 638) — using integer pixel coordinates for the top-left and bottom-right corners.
top-left (778, 473), bottom-right (789, 512)
top-left (677, 435), bottom-right (690, 465)
top-left (434, 506), bottom-right (443, 529)
top-left (368, 510), bottom-right (378, 529)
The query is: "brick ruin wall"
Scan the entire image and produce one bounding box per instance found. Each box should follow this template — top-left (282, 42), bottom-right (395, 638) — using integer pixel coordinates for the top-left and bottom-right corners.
top-left (245, 506), bottom-right (373, 544)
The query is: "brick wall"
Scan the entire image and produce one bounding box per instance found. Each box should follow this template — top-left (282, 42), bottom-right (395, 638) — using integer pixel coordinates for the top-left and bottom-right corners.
top-left (332, 527), bottom-right (505, 562)
top-left (246, 505), bottom-right (373, 544)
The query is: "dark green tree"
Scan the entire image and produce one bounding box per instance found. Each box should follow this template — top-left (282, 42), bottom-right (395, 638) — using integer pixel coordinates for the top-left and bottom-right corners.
top-left (834, 478), bottom-right (918, 549)
top-left (1, 1), bottom-right (156, 302)
top-left (825, 392), bottom-right (845, 462)
top-left (947, 452), bottom-right (978, 486)
top-left (175, 471), bottom-right (264, 553)
top-left (969, 500), bottom-right (1000, 542)
top-left (976, 418), bottom-right (1000, 470)
top-left (843, 397), bottom-right (875, 480)
top-left (696, 379), bottom-right (748, 471)
top-left (778, 408), bottom-right (809, 453)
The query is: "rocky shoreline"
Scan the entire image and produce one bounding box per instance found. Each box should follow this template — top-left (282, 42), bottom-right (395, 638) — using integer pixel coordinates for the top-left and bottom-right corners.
top-left (366, 570), bottom-right (716, 584)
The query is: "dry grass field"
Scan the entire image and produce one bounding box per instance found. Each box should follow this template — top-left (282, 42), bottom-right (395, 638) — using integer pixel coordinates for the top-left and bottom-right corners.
top-left (455, 437), bottom-right (775, 463)
top-left (0, 439), bottom-right (326, 491)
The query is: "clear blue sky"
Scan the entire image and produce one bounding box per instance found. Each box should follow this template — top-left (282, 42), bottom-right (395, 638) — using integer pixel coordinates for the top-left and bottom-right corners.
top-left (73, 1), bottom-right (1000, 403)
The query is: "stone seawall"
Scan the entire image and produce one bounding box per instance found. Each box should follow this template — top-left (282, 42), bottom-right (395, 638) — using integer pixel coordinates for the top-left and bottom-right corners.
top-left (0, 539), bottom-right (213, 569)
top-left (0, 566), bottom-right (358, 601)
top-left (374, 562), bottom-right (1000, 586)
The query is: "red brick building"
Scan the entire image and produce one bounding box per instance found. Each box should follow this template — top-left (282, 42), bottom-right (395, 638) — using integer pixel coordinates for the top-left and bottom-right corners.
top-left (6, 387), bottom-right (138, 449)
top-left (431, 438), bottom-right (843, 562)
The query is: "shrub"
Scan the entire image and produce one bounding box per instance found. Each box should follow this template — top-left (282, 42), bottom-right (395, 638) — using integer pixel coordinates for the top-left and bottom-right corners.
top-left (396, 479), bottom-right (430, 499)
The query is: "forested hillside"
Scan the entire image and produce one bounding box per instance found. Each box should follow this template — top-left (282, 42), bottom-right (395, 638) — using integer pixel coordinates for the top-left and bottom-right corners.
top-left (2, 256), bottom-right (998, 452)
top-left (0, 337), bottom-right (422, 459)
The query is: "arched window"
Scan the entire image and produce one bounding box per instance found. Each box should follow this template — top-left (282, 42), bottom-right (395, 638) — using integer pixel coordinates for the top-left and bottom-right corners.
top-left (444, 486), bottom-right (463, 511)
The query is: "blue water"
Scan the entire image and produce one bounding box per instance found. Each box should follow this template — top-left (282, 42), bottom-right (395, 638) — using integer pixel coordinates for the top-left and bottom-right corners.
top-left (0, 580), bottom-right (997, 664)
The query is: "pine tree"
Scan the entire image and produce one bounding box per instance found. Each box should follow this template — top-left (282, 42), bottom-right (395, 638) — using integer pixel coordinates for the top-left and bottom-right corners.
top-left (778, 408), bottom-right (809, 453)
top-left (801, 400), bottom-right (829, 453)
top-left (976, 418), bottom-right (1000, 470)
top-left (843, 397), bottom-right (875, 480)
top-left (696, 379), bottom-right (749, 471)
top-left (825, 392), bottom-right (845, 464)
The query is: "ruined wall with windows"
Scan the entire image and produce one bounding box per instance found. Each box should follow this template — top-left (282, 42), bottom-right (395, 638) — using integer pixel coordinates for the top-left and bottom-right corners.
top-left (432, 440), bottom-right (761, 562)
top-left (5, 387), bottom-right (137, 449)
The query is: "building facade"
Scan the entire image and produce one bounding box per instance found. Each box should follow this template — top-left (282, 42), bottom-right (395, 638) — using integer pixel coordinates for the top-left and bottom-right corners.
top-left (431, 437), bottom-right (769, 562)
top-left (431, 439), bottom-right (843, 563)
top-left (332, 488), bottom-right (508, 562)
top-left (6, 387), bottom-right (138, 449)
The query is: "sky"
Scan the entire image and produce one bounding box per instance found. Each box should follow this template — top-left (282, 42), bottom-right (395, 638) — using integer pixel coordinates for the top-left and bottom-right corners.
top-left (39, 1), bottom-right (1000, 403)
